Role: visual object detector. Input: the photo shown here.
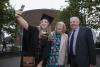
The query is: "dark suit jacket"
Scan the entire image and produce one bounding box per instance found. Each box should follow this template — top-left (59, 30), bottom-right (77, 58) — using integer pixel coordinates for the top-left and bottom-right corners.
top-left (68, 27), bottom-right (96, 67)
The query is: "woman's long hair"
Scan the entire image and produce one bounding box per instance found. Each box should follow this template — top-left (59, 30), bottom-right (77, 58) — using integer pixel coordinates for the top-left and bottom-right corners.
top-left (38, 25), bottom-right (52, 41)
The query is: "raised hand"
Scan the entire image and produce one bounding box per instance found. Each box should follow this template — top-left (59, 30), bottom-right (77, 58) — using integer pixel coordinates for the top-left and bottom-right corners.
top-left (15, 10), bottom-right (23, 18)
top-left (15, 5), bottom-right (25, 18)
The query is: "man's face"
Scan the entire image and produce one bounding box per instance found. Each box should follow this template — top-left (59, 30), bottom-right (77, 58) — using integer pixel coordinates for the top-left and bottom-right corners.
top-left (40, 19), bottom-right (49, 29)
top-left (70, 17), bottom-right (80, 30)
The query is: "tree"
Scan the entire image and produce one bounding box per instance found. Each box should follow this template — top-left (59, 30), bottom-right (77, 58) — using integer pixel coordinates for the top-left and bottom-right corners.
top-left (56, 0), bottom-right (100, 32)
top-left (0, 0), bottom-right (15, 26)
top-left (0, 0), bottom-right (17, 45)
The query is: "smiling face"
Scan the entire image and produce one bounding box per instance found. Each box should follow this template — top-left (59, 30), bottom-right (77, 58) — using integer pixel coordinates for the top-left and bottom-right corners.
top-left (40, 19), bottom-right (49, 29)
top-left (55, 22), bottom-right (66, 33)
top-left (70, 17), bottom-right (80, 30)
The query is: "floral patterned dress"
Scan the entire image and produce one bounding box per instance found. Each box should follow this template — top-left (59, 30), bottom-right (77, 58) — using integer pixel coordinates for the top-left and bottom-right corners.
top-left (46, 32), bottom-right (64, 67)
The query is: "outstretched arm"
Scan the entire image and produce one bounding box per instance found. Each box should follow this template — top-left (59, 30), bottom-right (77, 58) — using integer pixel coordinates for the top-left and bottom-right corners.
top-left (15, 10), bottom-right (29, 30)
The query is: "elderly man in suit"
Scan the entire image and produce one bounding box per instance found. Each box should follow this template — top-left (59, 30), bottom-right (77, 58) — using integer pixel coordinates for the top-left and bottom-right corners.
top-left (68, 17), bottom-right (96, 67)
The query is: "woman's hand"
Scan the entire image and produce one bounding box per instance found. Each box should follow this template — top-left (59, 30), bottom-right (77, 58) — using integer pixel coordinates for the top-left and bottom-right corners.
top-left (15, 10), bottom-right (23, 18)
top-left (37, 63), bottom-right (42, 67)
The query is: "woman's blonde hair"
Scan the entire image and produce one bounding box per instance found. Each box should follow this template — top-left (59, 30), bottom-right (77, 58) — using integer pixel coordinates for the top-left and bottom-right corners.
top-left (55, 21), bottom-right (66, 33)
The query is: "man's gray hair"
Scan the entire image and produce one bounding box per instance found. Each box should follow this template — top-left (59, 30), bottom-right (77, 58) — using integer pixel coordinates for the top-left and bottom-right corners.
top-left (70, 16), bottom-right (80, 22)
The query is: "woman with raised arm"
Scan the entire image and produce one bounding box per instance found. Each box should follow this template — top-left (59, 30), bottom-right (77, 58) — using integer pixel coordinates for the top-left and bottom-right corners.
top-left (15, 11), bottom-right (54, 67)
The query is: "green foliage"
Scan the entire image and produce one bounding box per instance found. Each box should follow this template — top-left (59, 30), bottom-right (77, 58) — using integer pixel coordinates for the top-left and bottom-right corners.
top-left (0, 0), bottom-right (18, 45)
top-left (0, 0), bottom-right (15, 29)
top-left (0, 0), bottom-right (14, 25)
top-left (56, 0), bottom-right (100, 31)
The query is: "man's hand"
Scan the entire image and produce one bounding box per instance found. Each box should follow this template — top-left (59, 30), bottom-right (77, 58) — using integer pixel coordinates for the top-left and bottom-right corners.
top-left (90, 64), bottom-right (95, 67)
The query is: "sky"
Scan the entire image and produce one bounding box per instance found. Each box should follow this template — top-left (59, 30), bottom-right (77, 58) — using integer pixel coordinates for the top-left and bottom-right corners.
top-left (9, 0), bottom-right (68, 11)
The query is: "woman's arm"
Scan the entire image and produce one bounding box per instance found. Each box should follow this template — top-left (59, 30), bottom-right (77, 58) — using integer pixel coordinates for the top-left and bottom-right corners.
top-left (15, 10), bottom-right (29, 30)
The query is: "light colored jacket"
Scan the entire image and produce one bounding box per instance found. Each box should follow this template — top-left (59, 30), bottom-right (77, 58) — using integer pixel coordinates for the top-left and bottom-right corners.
top-left (51, 32), bottom-right (68, 66)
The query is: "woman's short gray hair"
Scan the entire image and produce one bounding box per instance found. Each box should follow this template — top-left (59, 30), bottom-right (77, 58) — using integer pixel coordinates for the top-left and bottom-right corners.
top-left (70, 17), bottom-right (80, 23)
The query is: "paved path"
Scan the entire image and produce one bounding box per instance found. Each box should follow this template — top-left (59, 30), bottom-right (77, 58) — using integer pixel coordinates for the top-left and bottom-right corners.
top-left (0, 56), bottom-right (21, 67)
top-left (96, 55), bottom-right (100, 67)
top-left (0, 55), bottom-right (100, 67)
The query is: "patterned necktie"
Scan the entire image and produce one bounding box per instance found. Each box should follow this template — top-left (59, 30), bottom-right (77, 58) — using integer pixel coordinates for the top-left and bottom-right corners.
top-left (69, 30), bottom-right (75, 56)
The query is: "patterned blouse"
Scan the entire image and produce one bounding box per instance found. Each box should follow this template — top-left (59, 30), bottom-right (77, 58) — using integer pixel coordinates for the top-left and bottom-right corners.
top-left (46, 32), bottom-right (64, 67)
